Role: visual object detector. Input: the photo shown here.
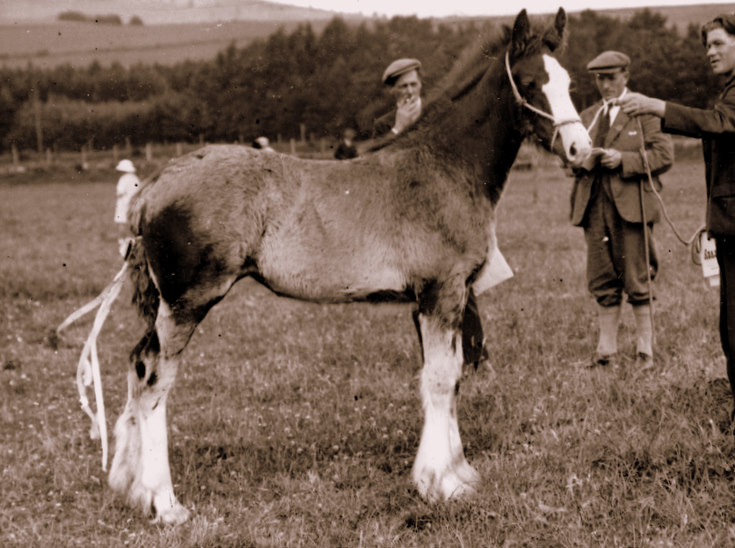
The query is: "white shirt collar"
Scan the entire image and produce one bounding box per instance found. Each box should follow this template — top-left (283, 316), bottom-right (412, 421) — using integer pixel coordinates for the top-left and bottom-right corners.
top-left (604, 88), bottom-right (627, 124)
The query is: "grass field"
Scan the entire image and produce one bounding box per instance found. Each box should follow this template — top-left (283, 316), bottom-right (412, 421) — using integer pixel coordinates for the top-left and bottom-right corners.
top-left (2, 153), bottom-right (735, 546)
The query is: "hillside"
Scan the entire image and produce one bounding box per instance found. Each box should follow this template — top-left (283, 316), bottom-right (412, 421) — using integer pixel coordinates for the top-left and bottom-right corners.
top-left (0, 0), bottom-right (340, 25)
top-left (0, 20), bottom-right (336, 69)
top-left (1, 2), bottom-right (734, 69)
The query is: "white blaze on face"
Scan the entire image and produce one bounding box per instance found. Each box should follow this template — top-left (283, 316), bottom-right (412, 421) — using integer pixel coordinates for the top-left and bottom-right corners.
top-left (541, 54), bottom-right (592, 164)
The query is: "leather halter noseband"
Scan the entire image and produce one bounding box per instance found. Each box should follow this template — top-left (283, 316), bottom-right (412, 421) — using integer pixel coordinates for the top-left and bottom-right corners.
top-left (504, 50), bottom-right (581, 150)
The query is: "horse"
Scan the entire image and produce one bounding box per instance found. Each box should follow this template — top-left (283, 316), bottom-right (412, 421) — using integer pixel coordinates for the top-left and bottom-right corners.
top-left (70, 8), bottom-right (591, 524)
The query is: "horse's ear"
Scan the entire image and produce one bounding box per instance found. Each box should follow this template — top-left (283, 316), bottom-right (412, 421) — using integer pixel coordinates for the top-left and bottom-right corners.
top-left (511, 9), bottom-right (530, 58)
top-left (544, 7), bottom-right (567, 51)
top-left (554, 7), bottom-right (567, 37)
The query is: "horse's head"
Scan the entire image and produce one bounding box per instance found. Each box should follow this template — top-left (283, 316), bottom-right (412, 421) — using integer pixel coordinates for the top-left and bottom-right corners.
top-left (506, 8), bottom-right (591, 165)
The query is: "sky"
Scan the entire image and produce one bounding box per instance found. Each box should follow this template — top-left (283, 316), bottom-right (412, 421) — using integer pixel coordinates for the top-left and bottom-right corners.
top-left (267, 0), bottom-right (735, 18)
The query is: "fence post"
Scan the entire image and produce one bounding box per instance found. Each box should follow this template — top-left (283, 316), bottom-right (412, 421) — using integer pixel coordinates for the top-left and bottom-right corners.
top-left (290, 138), bottom-right (296, 155)
top-left (125, 137), bottom-right (132, 157)
top-left (45, 148), bottom-right (53, 167)
top-left (113, 144), bottom-right (119, 164)
top-left (33, 90), bottom-right (43, 154)
top-left (299, 124), bottom-right (306, 143)
top-left (11, 144), bottom-right (20, 169)
top-left (146, 143), bottom-right (152, 162)
top-left (81, 145), bottom-right (88, 170)
top-left (176, 142), bottom-right (183, 157)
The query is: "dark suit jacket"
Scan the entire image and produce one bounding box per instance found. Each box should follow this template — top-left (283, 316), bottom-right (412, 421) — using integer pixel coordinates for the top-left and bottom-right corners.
top-left (372, 109), bottom-right (396, 139)
top-left (570, 99), bottom-right (674, 227)
top-left (662, 74), bottom-right (735, 236)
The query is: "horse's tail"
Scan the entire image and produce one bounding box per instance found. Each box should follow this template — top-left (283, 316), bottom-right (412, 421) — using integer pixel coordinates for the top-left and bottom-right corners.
top-left (127, 236), bottom-right (159, 329)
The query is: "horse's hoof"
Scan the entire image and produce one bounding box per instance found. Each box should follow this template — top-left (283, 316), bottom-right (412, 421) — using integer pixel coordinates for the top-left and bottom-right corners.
top-left (414, 462), bottom-right (480, 501)
top-left (151, 501), bottom-right (191, 525)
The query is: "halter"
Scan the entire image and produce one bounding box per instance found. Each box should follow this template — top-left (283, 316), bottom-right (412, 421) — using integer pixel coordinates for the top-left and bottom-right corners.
top-left (504, 50), bottom-right (581, 150)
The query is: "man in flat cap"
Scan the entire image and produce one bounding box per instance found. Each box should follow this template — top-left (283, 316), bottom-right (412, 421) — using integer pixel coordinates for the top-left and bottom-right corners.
top-left (569, 50), bottom-right (674, 369)
top-left (372, 58), bottom-right (423, 139)
top-left (370, 57), bottom-right (488, 369)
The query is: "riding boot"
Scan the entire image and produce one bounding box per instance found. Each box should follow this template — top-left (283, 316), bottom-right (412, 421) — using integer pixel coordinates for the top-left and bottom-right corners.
top-left (593, 304), bottom-right (621, 366)
top-left (633, 304), bottom-right (654, 368)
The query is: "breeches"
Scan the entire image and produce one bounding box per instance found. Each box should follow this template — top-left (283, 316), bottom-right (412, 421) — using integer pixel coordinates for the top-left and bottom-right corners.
top-left (583, 190), bottom-right (657, 307)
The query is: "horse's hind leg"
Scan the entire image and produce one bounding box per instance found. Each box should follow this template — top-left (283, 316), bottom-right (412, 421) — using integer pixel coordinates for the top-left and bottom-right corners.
top-left (109, 300), bottom-right (198, 524)
top-left (412, 283), bottom-right (480, 501)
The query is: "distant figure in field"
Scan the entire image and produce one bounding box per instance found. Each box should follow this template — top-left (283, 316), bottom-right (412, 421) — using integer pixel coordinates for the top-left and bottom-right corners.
top-left (252, 136), bottom-right (275, 153)
top-left (334, 128), bottom-right (358, 160)
top-left (114, 159), bottom-right (140, 257)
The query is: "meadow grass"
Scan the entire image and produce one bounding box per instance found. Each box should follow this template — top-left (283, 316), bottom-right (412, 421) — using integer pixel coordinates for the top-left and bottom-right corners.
top-left (2, 155), bottom-right (735, 547)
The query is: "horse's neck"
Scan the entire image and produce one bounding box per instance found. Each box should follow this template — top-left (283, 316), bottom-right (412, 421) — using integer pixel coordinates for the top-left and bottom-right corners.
top-left (430, 60), bottom-right (523, 202)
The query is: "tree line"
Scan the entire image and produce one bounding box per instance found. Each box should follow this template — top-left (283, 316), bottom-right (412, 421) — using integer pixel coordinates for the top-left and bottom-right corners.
top-left (0, 9), bottom-right (721, 154)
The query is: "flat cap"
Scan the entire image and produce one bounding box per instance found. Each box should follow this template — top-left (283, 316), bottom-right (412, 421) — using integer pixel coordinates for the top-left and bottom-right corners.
top-left (382, 58), bottom-right (421, 85)
top-left (586, 50), bottom-right (630, 73)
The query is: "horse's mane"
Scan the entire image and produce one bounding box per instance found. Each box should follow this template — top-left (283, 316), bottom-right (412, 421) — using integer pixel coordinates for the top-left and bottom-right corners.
top-left (368, 12), bottom-right (566, 152)
top-left (421, 13), bottom-right (567, 119)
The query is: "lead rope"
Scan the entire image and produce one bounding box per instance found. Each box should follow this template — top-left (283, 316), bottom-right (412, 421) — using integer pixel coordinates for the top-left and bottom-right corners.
top-left (634, 117), bottom-right (704, 252)
top-left (57, 257), bottom-right (130, 471)
top-left (584, 109), bottom-right (704, 253)
top-left (635, 116), bottom-right (709, 360)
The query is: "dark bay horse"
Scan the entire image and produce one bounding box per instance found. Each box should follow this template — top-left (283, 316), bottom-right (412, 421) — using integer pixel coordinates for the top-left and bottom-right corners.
top-left (85, 8), bottom-right (591, 524)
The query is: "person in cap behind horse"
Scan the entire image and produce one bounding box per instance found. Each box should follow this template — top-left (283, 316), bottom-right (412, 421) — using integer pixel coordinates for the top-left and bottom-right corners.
top-left (372, 58), bottom-right (423, 139)
top-left (114, 159), bottom-right (141, 258)
top-left (569, 51), bottom-right (673, 369)
top-left (618, 14), bottom-right (735, 415)
top-left (373, 57), bottom-right (488, 368)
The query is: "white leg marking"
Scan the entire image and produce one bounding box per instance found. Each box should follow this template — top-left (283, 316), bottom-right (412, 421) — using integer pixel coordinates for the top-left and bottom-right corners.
top-left (109, 301), bottom-right (190, 524)
top-left (412, 315), bottom-right (479, 501)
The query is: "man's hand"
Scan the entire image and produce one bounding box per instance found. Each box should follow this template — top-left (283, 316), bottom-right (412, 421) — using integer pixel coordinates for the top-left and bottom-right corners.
top-left (615, 93), bottom-right (666, 118)
top-left (599, 148), bottom-right (622, 169)
top-left (393, 96), bottom-right (421, 134)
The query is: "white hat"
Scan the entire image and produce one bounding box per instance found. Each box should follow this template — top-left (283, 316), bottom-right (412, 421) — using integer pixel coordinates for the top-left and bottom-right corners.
top-left (255, 136), bottom-right (270, 148)
top-left (116, 159), bottom-right (136, 173)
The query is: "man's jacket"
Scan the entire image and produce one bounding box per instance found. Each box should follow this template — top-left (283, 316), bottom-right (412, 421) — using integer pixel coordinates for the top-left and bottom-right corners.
top-left (662, 75), bottom-right (735, 237)
top-left (570, 99), bottom-right (674, 227)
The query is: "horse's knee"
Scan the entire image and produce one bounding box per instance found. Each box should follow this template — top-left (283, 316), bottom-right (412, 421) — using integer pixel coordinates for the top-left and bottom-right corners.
top-left (129, 329), bottom-right (161, 387)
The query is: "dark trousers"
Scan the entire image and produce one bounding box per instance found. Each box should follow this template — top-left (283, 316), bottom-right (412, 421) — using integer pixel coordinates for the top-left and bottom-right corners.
top-left (715, 236), bottom-right (735, 404)
top-left (412, 288), bottom-right (486, 367)
top-left (462, 289), bottom-right (485, 367)
top-left (584, 187), bottom-right (657, 307)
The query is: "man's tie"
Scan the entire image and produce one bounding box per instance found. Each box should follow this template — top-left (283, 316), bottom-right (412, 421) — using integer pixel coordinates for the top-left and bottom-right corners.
top-left (594, 104), bottom-right (610, 148)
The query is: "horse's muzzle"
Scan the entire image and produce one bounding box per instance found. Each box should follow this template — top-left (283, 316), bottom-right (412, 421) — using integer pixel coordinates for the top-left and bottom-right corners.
top-left (559, 121), bottom-right (592, 165)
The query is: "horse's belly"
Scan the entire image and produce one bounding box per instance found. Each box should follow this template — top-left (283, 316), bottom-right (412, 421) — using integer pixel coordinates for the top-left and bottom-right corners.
top-left (259, 254), bottom-right (408, 302)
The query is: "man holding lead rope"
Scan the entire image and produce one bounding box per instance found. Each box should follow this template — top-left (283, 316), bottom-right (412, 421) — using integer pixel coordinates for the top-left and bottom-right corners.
top-left (618, 14), bottom-right (735, 414)
top-left (570, 50), bottom-right (674, 369)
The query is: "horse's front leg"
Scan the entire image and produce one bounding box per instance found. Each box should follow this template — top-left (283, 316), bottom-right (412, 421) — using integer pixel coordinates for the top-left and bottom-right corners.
top-left (412, 308), bottom-right (480, 501)
top-left (109, 303), bottom-right (193, 524)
